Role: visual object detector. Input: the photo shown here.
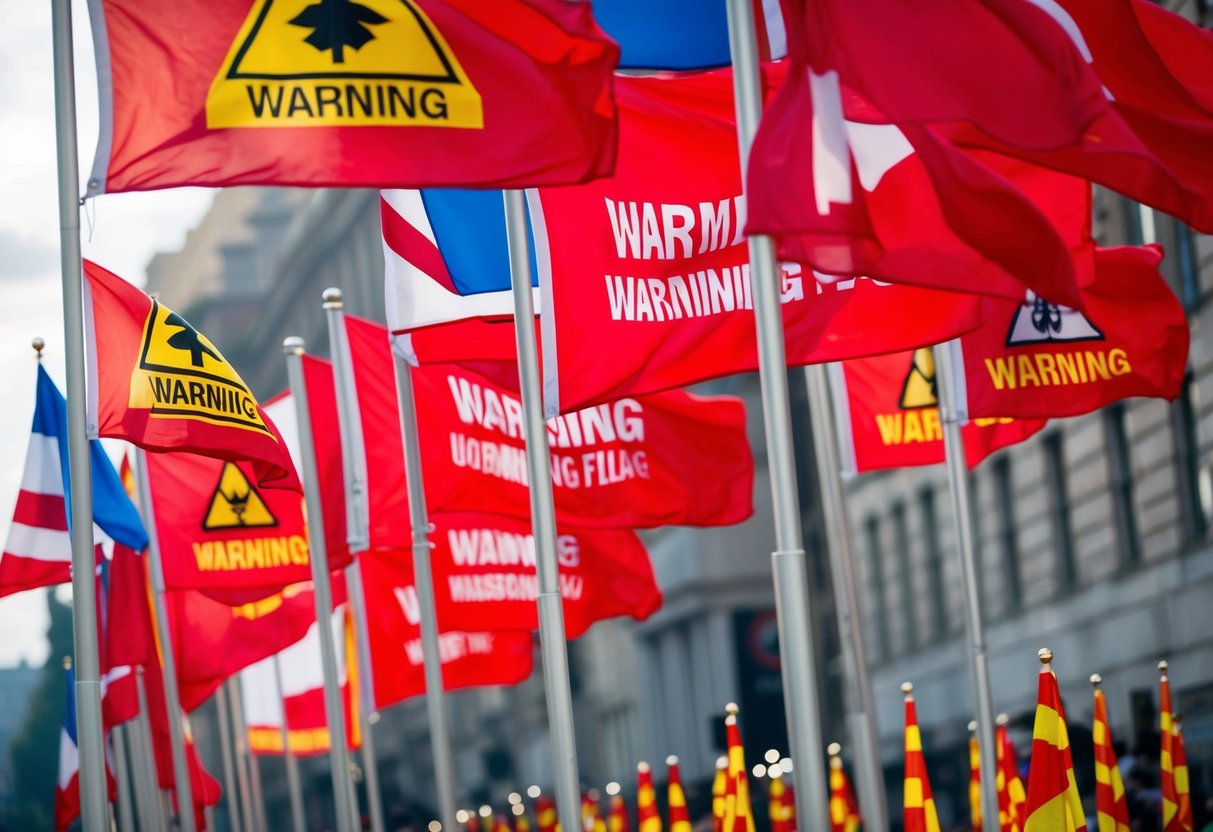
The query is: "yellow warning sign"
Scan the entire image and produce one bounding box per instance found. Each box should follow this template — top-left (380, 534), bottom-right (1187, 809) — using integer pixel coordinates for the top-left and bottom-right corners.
top-left (128, 300), bottom-right (271, 435)
top-left (206, 0), bottom-right (483, 129)
top-left (203, 463), bottom-right (279, 530)
top-left (899, 348), bottom-right (938, 409)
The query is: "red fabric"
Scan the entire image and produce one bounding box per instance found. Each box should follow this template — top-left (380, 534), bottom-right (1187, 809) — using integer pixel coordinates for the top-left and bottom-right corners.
top-left (343, 315), bottom-right (755, 530)
top-left (427, 513), bottom-right (661, 638)
top-left (961, 245), bottom-right (1189, 420)
top-left (142, 658), bottom-right (222, 827)
top-left (786, 0), bottom-right (1107, 150)
top-left (98, 545), bottom-right (155, 727)
top-left (838, 350), bottom-right (1045, 473)
top-left (91, 0), bottom-right (618, 192)
top-left (535, 66), bottom-right (983, 413)
top-left (84, 260), bottom-right (300, 491)
top-left (359, 550), bottom-right (534, 709)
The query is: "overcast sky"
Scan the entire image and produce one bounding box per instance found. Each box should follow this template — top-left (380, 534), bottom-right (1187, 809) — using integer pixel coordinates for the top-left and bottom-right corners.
top-left (0, 1), bottom-right (214, 667)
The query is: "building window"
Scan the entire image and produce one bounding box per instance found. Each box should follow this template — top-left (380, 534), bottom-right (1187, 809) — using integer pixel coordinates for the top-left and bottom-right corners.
top-left (919, 486), bottom-right (948, 637)
top-left (891, 501), bottom-right (918, 651)
top-left (1044, 432), bottom-right (1078, 591)
top-left (1171, 373), bottom-right (1208, 545)
top-left (1104, 404), bottom-right (1141, 568)
top-left (992, 457), bottom-right (1023, 611)
top-left (863, 516), bottom-right (892, 660)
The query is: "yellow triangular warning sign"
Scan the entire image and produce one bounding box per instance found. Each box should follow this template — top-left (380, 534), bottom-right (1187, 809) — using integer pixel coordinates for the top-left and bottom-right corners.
top-left (203, 463), bottom-right (278, 530)
top-left (899, 348), bottom-right (938, 409)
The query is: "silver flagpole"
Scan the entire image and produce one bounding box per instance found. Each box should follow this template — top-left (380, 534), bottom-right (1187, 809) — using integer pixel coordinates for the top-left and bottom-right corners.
top-left (274, 654), bottom-right (308, 832)
top-left (135, 449), bottom-right (197, 832)
top-left (227, 678), bottom-right (257, 832)
top-left (215, 676), bottom-right (244, 832)
top-left (391, 352), bottom-right (458, 831)
top-left (804, 365), bottom-right (888, 830)
top-left (933, 341), bottom-right (999, 825)
top-left (49, 1), bottom-right (105, 827)
top-left (724, 0), bottom-right (829, 822)
top-left (110, 724), bottom-right (136, 832)
top-left (133, 669), bottom-right (167, 831)
top-left (501, 189), bottom-right (581, 825)
top-left (322, 289), bottom-right (386, 832)
top-left (283, 336), bottom-right (358, 832)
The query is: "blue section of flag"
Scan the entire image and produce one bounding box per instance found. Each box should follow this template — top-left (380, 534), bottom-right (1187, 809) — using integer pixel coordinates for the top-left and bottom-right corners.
top-left (594, 0), bottom-right (732, 70)
top-left (420, 189), bottom-right (538, 296)
top-left (34, 366), bottom-right (149, 551)
top-left (63, 665), bottom-right (78, 746)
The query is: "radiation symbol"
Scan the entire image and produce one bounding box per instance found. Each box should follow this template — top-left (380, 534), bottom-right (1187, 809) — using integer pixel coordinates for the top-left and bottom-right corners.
top-left (203, 463), bottom-right (278, 530)
top-left (1005, 292), bottom-right (1104, 346)
top-left (899, 348), bottom-right (938, 410)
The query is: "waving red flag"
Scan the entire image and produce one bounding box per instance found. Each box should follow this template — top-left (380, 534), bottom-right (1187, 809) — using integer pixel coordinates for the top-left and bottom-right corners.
top-left (83, 260), bottom-right (299, 491)
top-left (959, 245), bottom-right (1189, 420)
top-left (87, 0), bottom-right (619, 193)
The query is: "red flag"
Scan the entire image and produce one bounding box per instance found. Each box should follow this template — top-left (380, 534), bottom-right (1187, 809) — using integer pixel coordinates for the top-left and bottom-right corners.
top-left (531, 66), bottom-right (982, 414)
top-left (359, 550), bottom-right (534, 709)
top-left (87, 0), bottom-right (618, 193)
top-left (959, 245), bottom-right (1190, 420)
top-left (429, 513), bottom-right (660, 638)
top-left (83, 260), bottom-right (300, 491)
top-left (783, 0), bottom-right (1107, 151)
top-left (342, 315), bottom-right (755, 530)
top-left (836, 349), bottom-right (1046, 474)
top-left (98, 545), bottom-right (155, 728)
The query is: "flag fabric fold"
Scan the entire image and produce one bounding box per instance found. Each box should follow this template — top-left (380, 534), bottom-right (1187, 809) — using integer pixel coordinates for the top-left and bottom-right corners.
top-left (996, 716), bottom-right (1028, 832)
top-left (1160, 661), bottom-right (1194, 832)
top-left (828, 744), bottom-right (861, 832)
top-left (1024, 651), bottom-right (1087, 832)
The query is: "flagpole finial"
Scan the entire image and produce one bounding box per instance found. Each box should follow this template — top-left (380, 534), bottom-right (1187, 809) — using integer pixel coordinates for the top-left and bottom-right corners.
top-left (827, 742), bottom-right (841, 757)
top-left (1090, 673), bottom-right (1103, 687)
top-left (637, 761), bottom-right (650, 773)
top-left (31, 337), bottom-right (45, 359)
top-left (283, 336), bottom-right (305, 356)
top-left (63, 655), bottom-right (72, 670)
top-left (1158, 659), bottom-right (1169, 675)
top-left (900, 681), bottom-right (914, 698)
top-left (716, 756), bottom-right (728, 771)
top-left (322, 287), bottom-right (344, 310)
top-left (666, 755), bottom-right (678, 767)
top-left (725, 701), bottom-right (739, 716)
top-left (996, 713), bottom-right (1009, 726)
top-left (1037, 647), bottom-right (1054, 665)
top-left (968, 720), bottom-right (978, 732)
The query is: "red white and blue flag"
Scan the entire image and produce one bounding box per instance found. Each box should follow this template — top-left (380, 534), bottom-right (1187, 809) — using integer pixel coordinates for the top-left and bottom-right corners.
top-left (54, 664), bottom-right (117, 832)
top-left (0, 366), bottom-right (147, 598)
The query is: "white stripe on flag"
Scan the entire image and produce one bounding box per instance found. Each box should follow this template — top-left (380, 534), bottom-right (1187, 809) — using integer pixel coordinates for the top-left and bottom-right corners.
top-left (2, 523), bottom-right (73, 563)
top-left (57, 728), bottom-right (78, 790)
top-left (241, 656), bottom-right (285, 730)
top-left (19, 433), bottom-right (66, 497)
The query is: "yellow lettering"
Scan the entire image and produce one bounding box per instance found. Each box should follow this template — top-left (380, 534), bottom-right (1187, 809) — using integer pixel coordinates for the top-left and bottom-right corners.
top-left (1054, 352), bottom-right (1080, 385)
top-left (213, 542), bottom-right (229, 570)
top-left (1086, 350), bottom-right (1111, 381)
top-left (269, 537), bottom-right (288, 567)
top-left (289, 535), bottom-right (309, 565)
top-left (246, 538), bottom-right (266, 569)
top-left (875, 414), bottom-right (904, 445)
top-left (227, 540), bottom-right (247, 570)
top-left (1109, 348), bottom-right (1132, 376)
top-left (985, 357), bottom-right (1017, 390)
top-left (922, 408), bottom-right (942, 441)
top-left (193, 542), bottom-right (214, 571)
top-left (1016, 355), bottom-right (1041, 387)
top-left (1036, 354), bottom-right (1060, 386)
top-left (903, 412), bottom-right (925, 443)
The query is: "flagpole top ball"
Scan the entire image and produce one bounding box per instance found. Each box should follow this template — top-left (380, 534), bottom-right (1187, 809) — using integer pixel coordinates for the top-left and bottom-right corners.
top-left (62, 655), bottom-right (72, 670)
top-left (322, 287), bottom-right (344, 309)
top-left (666, 755), bottom-right (678, 767)
top-left (637, 761), bottom-right (650, 773)
top-left (283, 336), bottom-right (305, 355)
top-left (1090, 673), bottom-right (1103, 687)
top-left (996, 713), bottom-right (1009, 726)
top-left (1037, 647), bottom-right (1054, 665)
top-left (716, 756), bottom-right (728, 770)
top-left (900, 681), bottom-right (914, 697)
top-left (968, 721), bottom-right (978, 732)
top-left (1158, 659), bottom-right (1169, 674)
top-left (31, 337), bottom-right (44, 357)
top-left (827, 742), bottom-right (842, 757)
top-left (725, 701), bottom-right (739, 715)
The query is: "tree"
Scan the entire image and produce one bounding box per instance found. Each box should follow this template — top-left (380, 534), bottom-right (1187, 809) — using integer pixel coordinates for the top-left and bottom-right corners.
top-left (290, 0), bottom-right (389, 64)
top-left (4, 590), bottom-right (74, 832)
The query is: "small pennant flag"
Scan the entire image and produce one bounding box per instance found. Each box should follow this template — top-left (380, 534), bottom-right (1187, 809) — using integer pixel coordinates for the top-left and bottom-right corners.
top-left (902, 683), bottom-right (941, 832)
top-left (637, 762), bottom-right (662, 832)
top-left (1024, 649), bottom-right (1087, 832)
top-left (712, 756), bottom-right (727, 832)
top-left (768, 765), bottom-right (796, 832)
top-left (1159, 661), bottom-right (1194, 832)
top-left (996, 715), bottom-right (1028, 832)
top-left (535, 795), bottom-right (557, 832)
top-left (969, 722), bottom-right (983, 832)
top-left (723, 704), bottom-right (756, 832)
top-left (667, 756), bottom-right (692, 832)
top-left (1091, 674), bottom-right (1130, 832)
top-left (608, 790), bottom-right (628, 832)
top-left (828, 743), bottom-right (861, 832)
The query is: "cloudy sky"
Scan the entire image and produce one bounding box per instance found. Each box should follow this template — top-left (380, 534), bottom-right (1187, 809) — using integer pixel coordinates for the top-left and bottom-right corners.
top-left (0, 1), bottom-right (214, 666)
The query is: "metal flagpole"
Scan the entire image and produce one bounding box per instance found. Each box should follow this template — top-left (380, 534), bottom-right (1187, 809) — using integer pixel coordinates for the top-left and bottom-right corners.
top-left (135, 450), bottom-right (197, 832)
top-left (274, 654), bottom-right (308, 832)
top-left (283, 336), bottom-right (358, 832)
top-left (392, 352), bottom-right (458, 832)
top-left (933, 341), bottom-right (999, 825)
top-left (215, 675), bottom-right (244, 832)
top-left (724, 0), bottom-right (829, 823)
top-left (322, 289), bottom-right (386, 832)
top-left (803, 365), bottom-right (888, 831)
top-left (227, 679), bottom-right (258, 832)
top-left (247, 742), bottom-right (268, 832)
top-left (111, 724), bottom-right (137, 832)
top-left (133, 669), bottom-right (167, 830)
top-left (50, 1), bottom-right (106, 827)
top-left (501, 189), bottom-right (581, 825)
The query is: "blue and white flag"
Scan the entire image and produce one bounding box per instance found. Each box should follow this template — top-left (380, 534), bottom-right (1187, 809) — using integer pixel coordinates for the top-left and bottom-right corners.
top-left (594, 0), bottom-right (786, 70)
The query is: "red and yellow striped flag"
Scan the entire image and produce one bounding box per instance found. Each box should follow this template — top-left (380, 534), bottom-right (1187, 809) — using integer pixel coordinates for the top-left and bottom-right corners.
top-left (768, 766), bottom-right (796, 832)
top-left (827, 743), bottom-right (861, 832)
top-left (1159, 661), bottom-right (1194, 832)
top-left (969, 722), bottom-right (983, 832)
top-left (638, 763), bottom-right (662, 832)
top-left (516, 807), bottom-right (533, 832)
top-left (1024, 648), bottom-right (1087, 832)
top-left (902, 683), bottom-right (941, 832)
top-left (497, 815), bottom-right (515, 832)
top-left (724, 703), bottom-right (756, 832)
top-left (608, 791), bottom-right (629, 832)
top-left (996, 714), bottom-right (1027, 832)
top-left (712, 756), bottom-right (728, 832)
top-left (1091, 674), bottom-right (1129, 832)
top-left (536, 796), bottom-right (558, 832)
top-left (667, 756), bottom-right (692, 832)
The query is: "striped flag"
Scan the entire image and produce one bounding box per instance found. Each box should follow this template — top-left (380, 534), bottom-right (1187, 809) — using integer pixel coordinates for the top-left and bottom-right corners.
top-left (1159, 661), bottom-right (1194, 832)
top-left (1024, 649), bottom-right (1087, 832)
top-left (608, 791), bottom-right (629, 832)
top-left (723, 704), bottom-right (756, 832)
top-left (969, 722), bottom-right (984, 832)
top-left (1091, 674), bottom-right (1130, 832)
top-left (54, 660), bottom-right (116, 831)
top-left (768, 766), bottom-right (796, 832)
top-left (828, 743), bottom-right (861, 832)
top-left (535, 795), bottom-right (557, 832)
top-left (902, 683), bottom-right (941, 832)
top-left (1, 365), bottom-right (147, 598)
top-left (996, 714), bottom-right (1028, 832)
top-left (667, 756), bottom-right (692, 832)
top-left (712, 756), bottom-right (727, 832)
top-left (637, 762), bottom-right (662, 832)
